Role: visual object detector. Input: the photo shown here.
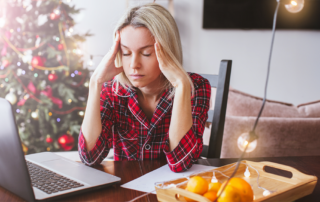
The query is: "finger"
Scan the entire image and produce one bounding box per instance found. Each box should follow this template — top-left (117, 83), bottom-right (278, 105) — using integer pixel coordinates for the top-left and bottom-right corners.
top-left (155, 43), bottom-right (164, 66)
top-left (110, 31), bottom-right (120, 57)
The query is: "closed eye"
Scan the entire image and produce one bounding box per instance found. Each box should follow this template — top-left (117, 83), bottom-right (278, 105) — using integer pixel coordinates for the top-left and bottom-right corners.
top-left (122, 53), bottom-right (151, 57)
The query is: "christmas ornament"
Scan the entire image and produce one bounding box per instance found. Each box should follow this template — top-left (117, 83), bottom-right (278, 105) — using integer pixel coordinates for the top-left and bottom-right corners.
top-left (1, 60), bottom-right (10, 69)
top-left (5, 89), bottom-right (17, 105)
top-left (58, 134), bottom-right (75, 151)
top-left (57, 43), bottom-right (64, 50)
top-left (31, 56), bottom-right (45, 67)
top-left (41, 86), bottom-right (63, 108)
top-left (50, 12), bottom-right (60, 20)
top-left (31, 109), bottom-right (39, 120)
top-left (22, 143), bottom-right (28, 155)
top-left (48, 73), bottom-right (58, 82)
top-left (46, 135), bottom-right (53, 143)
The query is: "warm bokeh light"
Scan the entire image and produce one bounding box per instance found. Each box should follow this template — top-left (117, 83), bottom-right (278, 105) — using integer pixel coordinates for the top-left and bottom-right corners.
top-left (291, 1), bottom-right (298, 6)
top-left (285, 0), bottom-right (304, 13)
top-left (237, 133), bottom-right (257, 153)
top-left (59, 137), bottom-right (66, 144)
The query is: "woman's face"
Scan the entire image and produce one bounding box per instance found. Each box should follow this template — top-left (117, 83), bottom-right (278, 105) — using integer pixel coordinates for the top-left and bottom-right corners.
top-left (120, 26), bottom-right (162, 89)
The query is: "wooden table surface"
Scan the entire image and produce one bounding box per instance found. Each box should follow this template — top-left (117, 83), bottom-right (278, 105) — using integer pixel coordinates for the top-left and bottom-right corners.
top-left (0, 156), bottom-right (319, 202)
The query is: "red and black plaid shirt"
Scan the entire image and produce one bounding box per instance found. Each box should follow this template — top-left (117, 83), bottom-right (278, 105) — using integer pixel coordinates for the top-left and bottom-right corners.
top-left (78, 73), bottom-right (211, 172)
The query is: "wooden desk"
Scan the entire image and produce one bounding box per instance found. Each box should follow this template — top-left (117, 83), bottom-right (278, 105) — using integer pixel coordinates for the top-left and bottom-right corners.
top-left (0, 156), bottom-right (319, 201)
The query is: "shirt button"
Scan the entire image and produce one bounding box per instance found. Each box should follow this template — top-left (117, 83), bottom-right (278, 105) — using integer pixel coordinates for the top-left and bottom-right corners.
top-left (145, 144), bottom-right (151, 150)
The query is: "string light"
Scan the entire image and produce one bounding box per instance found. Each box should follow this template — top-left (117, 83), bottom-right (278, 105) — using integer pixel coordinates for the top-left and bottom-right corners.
top-left (211, 172), bottom-right (218, 183)
top-left (57, 118), bottom-right (61, 122)
top-left (71, 73), bottom-right (75, 77)
top-left (16, 109), bottom-right (20, 113)
top-left (237, 132), bottom-right (257, 153)
top-left (34, 73), bottom-right (38, 77)
top-left (84, 81), bottom-right (89, 87)
top-left (68, 99), bottom-right (72, 103)
top-left (78, 111), bottom-right (84, 117)
top-left (48, 112), bottom-right (52, 116)
top-left (244, 166), bottom-right (251, 177)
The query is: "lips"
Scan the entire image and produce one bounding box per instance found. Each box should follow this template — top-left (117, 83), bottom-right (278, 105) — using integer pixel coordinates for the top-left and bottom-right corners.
top-left (130, 74), bottom-right (144, 79)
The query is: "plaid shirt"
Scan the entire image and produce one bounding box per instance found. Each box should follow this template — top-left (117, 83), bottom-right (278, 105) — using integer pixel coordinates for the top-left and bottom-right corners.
top-left (78, 73), bottom-right (211, 172)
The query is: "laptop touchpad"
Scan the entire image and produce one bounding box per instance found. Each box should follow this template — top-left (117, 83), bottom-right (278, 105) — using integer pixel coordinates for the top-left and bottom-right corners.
top-left (41, 159), bottom-right (80, 170)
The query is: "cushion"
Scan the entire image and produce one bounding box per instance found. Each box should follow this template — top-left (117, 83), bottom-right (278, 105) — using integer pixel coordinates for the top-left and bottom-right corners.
top-left (226, 88), bottom-right (320, 118)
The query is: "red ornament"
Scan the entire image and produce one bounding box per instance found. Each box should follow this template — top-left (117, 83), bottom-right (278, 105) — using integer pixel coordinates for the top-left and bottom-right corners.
top-left (50, 13), bottom-right (60, 20)
top-left (48, 73), bottom-right (58, 82)
top-left (58, 134), bottom-right (75, 151)
top-left (31, 56), bottom-right (46, 67)
top-left (1, 60), bottom-right (10, 68)
top-left (57, 43), bottom-right (64, 50)
top-left (46, 137), bottom-right (53, 143)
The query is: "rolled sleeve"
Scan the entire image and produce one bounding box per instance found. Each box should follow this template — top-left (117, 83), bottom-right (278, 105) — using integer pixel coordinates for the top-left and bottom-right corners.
top-left (163, 127), bottom-right (199, 172)
top-left (78, 127), bottom-right (110, 166)
top-left (164, 76), bottom-right (211, 172)
top-left (78, 81), bottom-right (115, 166)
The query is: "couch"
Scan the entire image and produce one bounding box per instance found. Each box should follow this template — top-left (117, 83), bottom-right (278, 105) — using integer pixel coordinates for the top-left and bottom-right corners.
top-left (203, 88), bottom-right (320, 158)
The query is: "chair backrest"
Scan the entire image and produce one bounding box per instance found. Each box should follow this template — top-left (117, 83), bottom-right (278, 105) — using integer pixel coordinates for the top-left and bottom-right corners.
top-left (200, 60), bottom-right (232, 158)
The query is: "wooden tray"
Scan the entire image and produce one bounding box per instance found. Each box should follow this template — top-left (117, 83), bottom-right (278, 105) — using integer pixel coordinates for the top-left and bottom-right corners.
top-left (155, 160), bottom-right (317, 202)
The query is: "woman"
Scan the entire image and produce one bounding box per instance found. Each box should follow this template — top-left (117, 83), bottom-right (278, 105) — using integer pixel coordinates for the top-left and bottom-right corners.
top-left (78, 3), bottom-right (211, 172)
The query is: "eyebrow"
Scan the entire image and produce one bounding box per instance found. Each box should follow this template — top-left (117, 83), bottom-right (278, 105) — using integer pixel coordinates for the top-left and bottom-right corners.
top-left (120, 44), bottom-right (154, 50)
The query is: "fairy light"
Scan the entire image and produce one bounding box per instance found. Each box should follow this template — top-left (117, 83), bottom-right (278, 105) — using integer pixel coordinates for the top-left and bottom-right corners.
top-left (34, 73), bottom-right (38, 77)
top-left (57, 118), bottom-right (61, 122)
top-left (84, 81), bottom-right (89, 87)
top-left (68, 99), bottom-right (72, 103)
top-left (16, 109), bottom-right (20, 113)
top-left (71, 73), bottom-right (75, 77)
top-left (263, 190), bottom-right (271, 196)
top-left (48, 112), bottom-right (52, 116)
top-left (78, 111), bottom-right (84, 117)
top-left (211, 172), bottom-right (218, 183)
top-left (244, 166), bottom-right (251, 177)
top-left (17, 62), bottom-right (21, 66)
top-left (291, 0), bottom-right (297, 6)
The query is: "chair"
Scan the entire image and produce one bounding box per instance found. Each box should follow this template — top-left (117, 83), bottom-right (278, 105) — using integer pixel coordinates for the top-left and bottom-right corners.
top-left (200, 60), bottom-right (232, 158)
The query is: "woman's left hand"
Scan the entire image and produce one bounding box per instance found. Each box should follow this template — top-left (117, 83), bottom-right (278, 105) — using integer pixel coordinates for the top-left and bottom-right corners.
top-left (154, 42), bottom-right (189, 88)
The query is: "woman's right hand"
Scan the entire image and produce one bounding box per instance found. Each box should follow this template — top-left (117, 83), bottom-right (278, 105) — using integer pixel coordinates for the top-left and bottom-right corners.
top-left (90, 31), bottom-right (123, 86)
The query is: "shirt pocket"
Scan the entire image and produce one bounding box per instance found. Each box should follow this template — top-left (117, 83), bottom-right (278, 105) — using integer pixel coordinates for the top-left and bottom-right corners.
top-left (116, 127), bottom-right (139, 160)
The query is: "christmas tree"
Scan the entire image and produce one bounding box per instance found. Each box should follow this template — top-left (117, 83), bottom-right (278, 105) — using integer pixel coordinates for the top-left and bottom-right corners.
top-left (0, 0), bottom-right (92, 154)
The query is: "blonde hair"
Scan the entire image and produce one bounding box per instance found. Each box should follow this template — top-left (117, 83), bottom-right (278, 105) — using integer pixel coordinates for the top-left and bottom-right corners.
top-left (113, 3), bottom-right (194, 98)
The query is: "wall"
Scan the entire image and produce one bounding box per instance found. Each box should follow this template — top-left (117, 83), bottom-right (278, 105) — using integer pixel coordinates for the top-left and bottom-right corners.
top-left (74, 0), bottom-right (320, 105)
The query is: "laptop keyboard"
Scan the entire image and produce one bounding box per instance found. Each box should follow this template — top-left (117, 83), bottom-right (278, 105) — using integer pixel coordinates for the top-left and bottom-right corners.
top-left (26, 161), bottom-right (84, 195)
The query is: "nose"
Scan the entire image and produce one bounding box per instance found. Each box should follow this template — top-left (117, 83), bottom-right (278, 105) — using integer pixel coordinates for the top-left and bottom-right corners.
top-left (129, 53), bottom-right (141, 70)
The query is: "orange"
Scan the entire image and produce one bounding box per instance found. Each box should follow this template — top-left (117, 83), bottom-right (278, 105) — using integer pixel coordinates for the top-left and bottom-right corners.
top-left (183, 188), bottom-right (195, 202)
top-left (186, 176), bottom-right (209, 195)
top-left (203, 191), bottom-right (217, 201)
top-left (217, 178), bottom-right (254, 202)
top-left (208, 182), bottom-right (222, 192)
top-left (217, 185), bottom-right (242, 202)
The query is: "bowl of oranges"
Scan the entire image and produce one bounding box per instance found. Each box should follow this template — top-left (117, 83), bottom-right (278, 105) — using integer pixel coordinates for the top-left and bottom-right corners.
top-left (155, 160), bottom-right (317, 202)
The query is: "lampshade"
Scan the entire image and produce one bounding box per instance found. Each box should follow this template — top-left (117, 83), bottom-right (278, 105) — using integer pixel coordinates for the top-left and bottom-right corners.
top-left (285, 0), bottom-right (304, 13)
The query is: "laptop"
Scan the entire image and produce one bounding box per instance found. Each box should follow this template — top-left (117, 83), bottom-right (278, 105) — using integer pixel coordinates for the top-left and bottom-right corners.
top-left (0, 98), bottom-right (121, 202)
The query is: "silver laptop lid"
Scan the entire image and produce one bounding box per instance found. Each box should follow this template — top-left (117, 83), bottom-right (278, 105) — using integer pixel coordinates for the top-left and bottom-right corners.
top-left (0, 98), bottom-right (36, 202)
